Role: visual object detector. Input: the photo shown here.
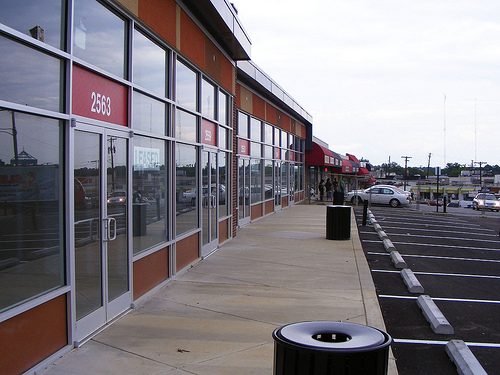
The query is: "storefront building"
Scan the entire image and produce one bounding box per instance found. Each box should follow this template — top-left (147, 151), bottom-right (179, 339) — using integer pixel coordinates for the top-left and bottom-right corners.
top-left (235, 61), bottom-right (312, 227)
top-left (306, 138), bottom-right (371, 196)
top-left (0, 1), bottom-right (292, 374)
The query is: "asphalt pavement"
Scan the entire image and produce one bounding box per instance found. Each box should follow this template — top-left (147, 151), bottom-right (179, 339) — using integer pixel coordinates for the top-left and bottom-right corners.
top-left (356, 203), bottom-right (500, 375)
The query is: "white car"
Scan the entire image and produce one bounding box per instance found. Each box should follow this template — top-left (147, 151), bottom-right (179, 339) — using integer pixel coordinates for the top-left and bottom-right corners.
top-left (346, 186), bottom-right (411, 207)
top-left (472, 193), bottom-right (500, 212)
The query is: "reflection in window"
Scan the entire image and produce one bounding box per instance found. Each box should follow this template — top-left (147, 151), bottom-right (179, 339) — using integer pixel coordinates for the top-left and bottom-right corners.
top-left (176, 60), bottom-right (197, 111)
top-left (250, 118), bottom-right (261, 142)
top-left (133, 91), bottom-right (166, 135)
top-left (175, 144), bottom-right (198, 236)
top-left (133, 29), bottom-right (166, 96)
top-left (202, 79), bottom-right (215, 120)
top-left (73, 0), bottom-right (127, 78)
top-left (0, 0), bottom-right (65, 49)
top-left (133, 136), bottom-right (166, 254)
top-left (238, 112), bottom-right (248, 138)
top-left (0, 110), bottom-right (64, 313)
top-left (218, 152), bottom-right (228, 218)
top-left (0, 36), bottom-right (63, 112)
top-left (176, 110), bottom-right (197, 142)
top-left (219, 91), bottom-right (228, 125)
top-left (264, 160), bottom-right (273, 200)
top-left (250, 159), bottom-right (262, 203)
top-left (264, 124), bottom-right (273, 144)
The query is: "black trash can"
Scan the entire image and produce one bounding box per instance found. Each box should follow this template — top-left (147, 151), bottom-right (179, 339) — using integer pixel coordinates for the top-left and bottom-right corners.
top-left (326, 205), bottom-right (351, 240)
top-left (133, 203), bottom-right (147, 237)
top-left (273, 321), bottom-right (392, 375)
top-left (333, 191), bottom-right (344, 205)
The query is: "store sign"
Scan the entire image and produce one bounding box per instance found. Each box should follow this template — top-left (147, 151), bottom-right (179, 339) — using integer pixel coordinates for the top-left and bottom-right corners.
top-left (201, 119), bottom-right (217, 146)
top-left (134, 146), bottom-right (160, 171)
top-left (239, 139), bottom-right (250, 155)
top-left (274, 147), bottom-right (281, 160)
top-left (72, 65), bottom-right (128, 126)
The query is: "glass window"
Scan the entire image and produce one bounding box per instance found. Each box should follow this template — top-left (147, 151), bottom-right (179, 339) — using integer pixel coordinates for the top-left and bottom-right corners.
top-left (264, 160), bottom-right (273, 200)
top-left (175, 144), bottom-right (198, 236)
top-left (218, 152), bottom-right (228, 218)
top-left (0, 0), bottom-right (65, 49)
top-left (175, 109), bottom-right (197, 142)
top-left (264, 145), bottom-right (273, 159)
top-left (264, 124), bottom-right (273, 144)
top-left (73, 0), bottom-right (127, 78)
top-left (219, 91), bottom-right (228, 125)
top-left (250, 142), bottom-right (261, 158)
top-left (250, 159), bottom-right (262, 203)
top-left (219, 126), bottom-right (228, 150)
top-left (0, 110), bottom-right (64, 313)
top-left (238, 112), bottom-right (248, 138)
top-left (132, 136), bottom-right (166, 254)
top-left (201, 79), bottom-right (215, 120)
top-left (176, 60), bottom-right (197, 111)
top-left (0, 36), bottom-right (63, 112)
top-left (133, 29), bottom-right (166, 97)
top-left (274, 128), bottom-right (280, 146)
top-left (250, 118), bottom-right (261, 142)
top-left (281, 131), bottom-right (288, 149)
top-left (133, 92), bottom-right (166, 135)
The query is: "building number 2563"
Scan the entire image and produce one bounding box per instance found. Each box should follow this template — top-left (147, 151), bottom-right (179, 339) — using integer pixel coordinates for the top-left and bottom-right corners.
top-left (91, 91), bottom-right (111, 116)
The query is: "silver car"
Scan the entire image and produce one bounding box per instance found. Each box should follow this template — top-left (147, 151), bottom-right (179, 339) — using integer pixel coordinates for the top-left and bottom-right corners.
top-left (346, 186), bottom-right (411, 207)
top-left (472, 193), bottom-right (500, 212)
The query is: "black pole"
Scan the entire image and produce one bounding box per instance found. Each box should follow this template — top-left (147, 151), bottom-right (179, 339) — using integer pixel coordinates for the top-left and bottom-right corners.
top-left (362, 199), bottom-right (369, 226)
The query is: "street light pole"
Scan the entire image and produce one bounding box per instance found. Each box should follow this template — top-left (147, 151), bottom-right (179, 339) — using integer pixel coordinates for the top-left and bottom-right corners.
top-left (401, 156), bottom-right (412, 190)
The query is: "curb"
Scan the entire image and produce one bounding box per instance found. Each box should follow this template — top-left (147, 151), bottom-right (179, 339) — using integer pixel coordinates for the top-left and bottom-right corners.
top-left (417, 295), bottom-right (454, 335)
top-left (446, 340), bottom-right (488, 375)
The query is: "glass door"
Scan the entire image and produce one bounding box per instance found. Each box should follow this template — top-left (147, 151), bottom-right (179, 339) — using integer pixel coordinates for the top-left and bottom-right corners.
top-left (73, 124), bottom-right (130, 345)
top-left (238, 157), bottom-right (250, 226)
top-left (201, 150), bottom-right (218, 257)
top-left (274, 161), bottom-right (281, 211)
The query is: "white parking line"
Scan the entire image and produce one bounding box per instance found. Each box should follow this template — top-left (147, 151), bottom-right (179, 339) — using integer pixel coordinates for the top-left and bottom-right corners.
top-left (377, 225), bottom-right (497, 236)
top-left (359, 230), bottom-right (500, 245)
top-left (362, 239), bottom-right (500, 253)
top-left (393, 338), bottom-right (500, 348)
top-left (367, 251), bottom-right (500, 264)
top-left (379, 294), bottom-right (500, 305)
top-left (372, 269), bottom-right (500, 280)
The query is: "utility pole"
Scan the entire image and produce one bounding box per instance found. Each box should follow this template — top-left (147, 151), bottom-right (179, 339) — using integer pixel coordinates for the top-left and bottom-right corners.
top-left (401, 156), bottom-right (412, 190)
top-left (474, 161), bottom-right (487, 191)
top-left (427, 153), bottom-right (432, 179)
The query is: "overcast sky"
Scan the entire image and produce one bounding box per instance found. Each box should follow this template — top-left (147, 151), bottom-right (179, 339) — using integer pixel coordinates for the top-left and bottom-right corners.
top-left (234, 0), bottom-right (500, 168)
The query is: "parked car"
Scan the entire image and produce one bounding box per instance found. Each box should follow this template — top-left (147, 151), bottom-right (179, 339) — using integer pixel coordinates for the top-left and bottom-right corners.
top-left (472, 193), bottom-right (500, 212)
top-left (428, 198), bottom-right (443, 206)
top-left (107, 190), bottom-right (126, 206)
top-left (345, 186), bottom-right (411, 207)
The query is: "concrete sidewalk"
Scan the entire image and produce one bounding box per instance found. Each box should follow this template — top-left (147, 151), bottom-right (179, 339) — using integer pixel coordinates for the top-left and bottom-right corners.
top-left (41, 204), bottom-right (397, 375)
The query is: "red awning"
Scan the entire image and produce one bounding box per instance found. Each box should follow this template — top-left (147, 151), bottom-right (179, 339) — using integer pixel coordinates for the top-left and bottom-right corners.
top-left (306, 142), bottom-right (340, 167)
top-left (358, 167), bottom-right (370, 176)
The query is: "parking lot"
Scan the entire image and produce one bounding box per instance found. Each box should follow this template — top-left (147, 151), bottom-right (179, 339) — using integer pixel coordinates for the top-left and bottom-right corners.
top-left (354, 204), bottom-right (500, 374)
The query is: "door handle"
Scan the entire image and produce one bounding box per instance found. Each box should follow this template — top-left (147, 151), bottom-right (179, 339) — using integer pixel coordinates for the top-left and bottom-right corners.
top-left (104, 217), bottom-right (117, 241)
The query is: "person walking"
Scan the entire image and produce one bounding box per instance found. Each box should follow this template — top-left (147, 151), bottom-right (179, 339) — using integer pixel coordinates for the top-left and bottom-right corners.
top-left (325, 178), bottom-right (333, 201)
top-left (318, 179), bottom-right (325, 201)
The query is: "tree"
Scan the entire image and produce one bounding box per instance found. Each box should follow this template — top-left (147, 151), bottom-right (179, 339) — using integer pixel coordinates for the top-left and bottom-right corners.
top-left (442, 162), bottom-right (465, 177)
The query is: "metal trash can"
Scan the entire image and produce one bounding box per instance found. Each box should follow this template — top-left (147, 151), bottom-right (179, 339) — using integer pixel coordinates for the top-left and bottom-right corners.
top-left (273, 321), bottom-right (392, 375)
top-left (333, 191), bottom-right (344, 205)
top-left (326, 205), bottom-right (351, 240)
top-left (133, 203), bottom-right (147, 237)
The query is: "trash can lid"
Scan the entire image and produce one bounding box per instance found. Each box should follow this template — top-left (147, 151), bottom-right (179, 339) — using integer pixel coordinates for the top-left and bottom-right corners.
top-left (275, 321), bottom-right (388, 351)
